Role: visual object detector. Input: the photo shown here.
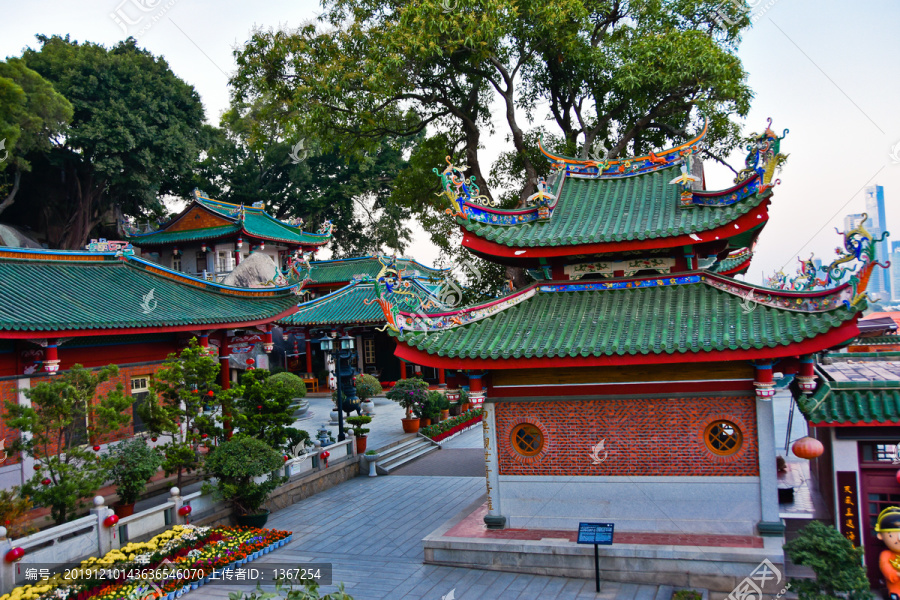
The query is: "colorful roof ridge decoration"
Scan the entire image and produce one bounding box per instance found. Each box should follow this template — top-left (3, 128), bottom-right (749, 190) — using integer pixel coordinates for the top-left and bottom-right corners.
top-left (121, 189), bottom-right (333, 247)
top-left (712, 248), bottom-right (754, 275)
top-left (0, 248), bottom-right (302, 337)
top-left (766, 215), bottom-right (891, 307)
top-left (381, 272), bottom-right (861, 367)
top-left (799, 378), bottom-right (900, 425)
top-left (294, 255), bottom-right (449, 285)
top-left (279, 278), bottom-right (441, 327)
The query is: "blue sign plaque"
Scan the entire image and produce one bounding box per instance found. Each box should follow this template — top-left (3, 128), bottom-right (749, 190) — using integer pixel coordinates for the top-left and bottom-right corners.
top-left (577, 522), bottom-right (614, 545)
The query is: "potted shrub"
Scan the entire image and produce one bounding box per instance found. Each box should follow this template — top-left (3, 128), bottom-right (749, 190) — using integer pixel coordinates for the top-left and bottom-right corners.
top-left (435, 393), bottom-right (451, 421)
top-left (204, 436), bottom-right (287, 528)
top-left (266, 372), bottom-right (308, 418)
top-left (459, 388), bottom-right (471, 412)
top-left (354, 374), bottom-right (382, 415)
top-left (416, 391), bottom-right (443, 426)
top-left (346, 415), bottom-right (372, 453)
top-left (386, 378), bottom-right (429, 433)
top-left (106, 437), bottom-right (162, 517)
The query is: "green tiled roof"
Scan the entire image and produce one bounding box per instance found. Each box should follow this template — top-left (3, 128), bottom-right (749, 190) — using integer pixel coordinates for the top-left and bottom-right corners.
top-left (0, 251), bottom-right (300, 333)
top-left (460, 167), bottom-right (768, 248)
top-left (395, 275), bottom-right (857, 360)
top-left (712, 250), bottom-right (753, 274)
top-left (127, 224), bottom-right (240, 245)
top-left (799, 380), bottom-right (900, 425)
top-left (852, 335), bottom-right (900, 346)
top-left (299, 256), bottom-right (447, 285)
top-left (282, 280), bottom-right (439, 326)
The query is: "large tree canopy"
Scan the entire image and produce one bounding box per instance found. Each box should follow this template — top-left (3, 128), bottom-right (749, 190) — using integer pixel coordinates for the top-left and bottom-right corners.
top-left (10, 35), bottom-right (205, 249)
top-left (192, 100), bottom-right (414, 256)
top-left (0, 58), bottom-right (72, 217)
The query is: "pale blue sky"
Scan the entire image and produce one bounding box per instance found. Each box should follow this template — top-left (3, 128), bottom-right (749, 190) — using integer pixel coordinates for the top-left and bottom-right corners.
top-left (2, 0), bottom-right (899, 284)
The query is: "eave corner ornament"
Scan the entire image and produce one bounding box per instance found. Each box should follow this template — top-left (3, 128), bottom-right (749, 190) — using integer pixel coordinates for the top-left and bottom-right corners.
top-left (435, 156), bottom-right (498, 220)
top-left (735, 118), bottom-right (789, 191)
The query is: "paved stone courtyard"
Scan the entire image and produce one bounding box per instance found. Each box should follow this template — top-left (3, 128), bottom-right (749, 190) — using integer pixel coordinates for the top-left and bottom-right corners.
top-left (195, 427), bottom-right (667, 600)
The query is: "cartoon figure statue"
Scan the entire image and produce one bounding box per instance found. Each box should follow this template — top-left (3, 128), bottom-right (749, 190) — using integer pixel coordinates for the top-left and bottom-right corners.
top-left (875, 506), bottom-right (900, 598)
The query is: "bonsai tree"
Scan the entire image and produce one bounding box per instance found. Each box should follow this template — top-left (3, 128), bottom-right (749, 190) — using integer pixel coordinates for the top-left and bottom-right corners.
top-left (105, 437), bottom-right (162, 506)
top-left (284, 427), bottom-right (312, 457)
top-left (203, 435), bottom-right (287, 516)
top-left (346, 415), bottom-right (372, 438)
top-left (783, 520), bottom-right (871, 600)
top-left (137, 339), bottom-right (221, 487)
top-left (233, 369), bottom-right (297, 450)
top-left (4, 364), bottom-right (131, 524)
top-left (354, 374), bottom-right (382, 402)
top-left (385, 378), bottom-right (429, 419)
top-left (266, 372), bottom-right (307, 400)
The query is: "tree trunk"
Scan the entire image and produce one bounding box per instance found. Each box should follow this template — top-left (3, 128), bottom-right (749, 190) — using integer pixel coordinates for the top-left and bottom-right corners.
top-left (461, 120), bottom-right (492, 203)
top-left (0, 169), bottom-right (21, 217)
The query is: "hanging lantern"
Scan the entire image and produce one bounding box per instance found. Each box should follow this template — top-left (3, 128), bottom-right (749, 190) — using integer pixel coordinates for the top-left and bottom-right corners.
top-left (236, 237), bottom-right (243, 250)
top-left (41, 478), bottom-right (51, 486)
top-left (895, 469), bottom-right (900, 485)
top-left (178, 505), bottom-right (192, 517)
top-left (173, 246), bottom-right (180, 257)
top-left (320, 450), bottom-right (330, 468)
top-left (103, 515), bottom-right (119, 528)
top-left (201, 242), bottom-right (208, 253)
top-left (791, 436), bottom-right (824, 460)
top-left (5, 547), bottom-right (24, 563)
top-left (283, 455), bottom-right (290, 462)
top-left (259, 241), bottom-right (266, 251)
top-left (92, 445), bottom-right (101, 452)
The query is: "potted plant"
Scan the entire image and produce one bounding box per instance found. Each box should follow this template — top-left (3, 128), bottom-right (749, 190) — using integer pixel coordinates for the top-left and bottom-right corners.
top-left (435, 393), bottom-right (451, 421)
top-left (354, 374), bottom-right (382, 416)
top-left (416, 391), bottom-right (443, 426)
top-left (106, 437), bottom-right (162, 517)
top-left (386, 378), bottom-right (429, 433)
top-left (203, 436), bottom-right (287, 528)
top-left (346, 415), bottom-right (372, 453)
top-left (459, 388), bottom-right (471, 413)
top-left (364, 449), bottom-right (379, 477)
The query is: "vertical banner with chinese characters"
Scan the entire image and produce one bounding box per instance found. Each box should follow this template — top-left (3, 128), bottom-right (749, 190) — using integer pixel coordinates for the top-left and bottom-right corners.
top-left (837, 471), bottom-right (860, 547)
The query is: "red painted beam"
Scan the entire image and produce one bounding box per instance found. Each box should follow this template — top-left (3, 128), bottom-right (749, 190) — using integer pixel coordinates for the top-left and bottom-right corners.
top-left (0, 305), bottom-right (300, 340)
top-left (393, 318), bottom-right (860, 370)
top-left (461, 199), bottom-right (770, 259)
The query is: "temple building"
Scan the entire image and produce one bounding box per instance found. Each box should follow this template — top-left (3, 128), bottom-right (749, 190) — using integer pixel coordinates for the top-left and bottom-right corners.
top-left (279, 256), bottom-right (449, 386)
top-left (122, 189), bottom-right (332, 281)
top-left (378, 121), bottom-right (884, 592)
top-left (0, 246), bottom-right (304, 489)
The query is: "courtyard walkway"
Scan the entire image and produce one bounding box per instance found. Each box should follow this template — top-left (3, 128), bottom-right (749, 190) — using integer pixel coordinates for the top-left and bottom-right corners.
top-left (196, 427), bottom-right (667, 600)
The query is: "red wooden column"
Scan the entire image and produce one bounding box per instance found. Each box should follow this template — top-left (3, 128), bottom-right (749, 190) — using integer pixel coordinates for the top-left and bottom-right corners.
top-left (753, 360), bottom-right (775, 400)
top-left (219, 340), bottom-right (232, 439)
top-left (398, 358), bottom-right (406, 380)
top-left (198, 332), bottom-right (209, 348)
top-left (43, 339), bottom-right (60, 375)
top-left (438, 368), bottom-right (446, 386)
top-left (305, 339), bottom-right (313, 374)
top-left (446, 370), bottom-right (458, 388)
top-left (797, 354), bottom-right (816, 394)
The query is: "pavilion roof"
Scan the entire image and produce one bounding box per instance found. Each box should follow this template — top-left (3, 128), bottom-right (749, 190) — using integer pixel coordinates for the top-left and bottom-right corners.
top-left (125, 190), bottom-right (331, 247)
top-left (281, 279), bottom-right (441, 327)
top-left (298, 256), bottom-right (448, 286)
top-left (799, 368), bottom-right (900, 426)
top-left (390, 272), bottom-right (862, 367)
top-left (0, 248), bottom-right (301, 337)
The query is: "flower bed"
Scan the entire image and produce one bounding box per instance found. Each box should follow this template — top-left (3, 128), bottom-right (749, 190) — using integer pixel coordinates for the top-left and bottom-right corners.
top-left (1, 524), bottom-right (292, 600)
top-left (419, 408), bottom-right (483, 442)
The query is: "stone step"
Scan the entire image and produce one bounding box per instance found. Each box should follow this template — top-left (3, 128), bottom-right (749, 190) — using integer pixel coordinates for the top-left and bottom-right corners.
top-left (374, 436), bottom-right (429, 461)
top-left (378, 440), bottom-right (439, 473)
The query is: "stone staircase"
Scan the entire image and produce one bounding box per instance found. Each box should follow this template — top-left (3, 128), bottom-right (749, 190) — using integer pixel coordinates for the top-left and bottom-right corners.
top-left (376, 435), bottom-right (440, 474)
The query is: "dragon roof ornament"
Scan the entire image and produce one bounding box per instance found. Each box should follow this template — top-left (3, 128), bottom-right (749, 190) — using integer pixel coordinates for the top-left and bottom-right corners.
top-left (766, 213), bottom-right (890, 307)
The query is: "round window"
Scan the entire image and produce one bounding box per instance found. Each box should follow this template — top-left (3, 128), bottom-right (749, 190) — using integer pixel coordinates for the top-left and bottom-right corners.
top-left (704, 420), bottom-right (743, 456)
top-left (511, 423), bottom-right (544, 457)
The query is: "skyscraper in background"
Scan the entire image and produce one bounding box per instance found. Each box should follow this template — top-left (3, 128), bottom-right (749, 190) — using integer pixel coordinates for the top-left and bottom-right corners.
top-left (892, 241), bottom-right (900, 303)
top-left (864, 185), bottom-right (891, 302)
top-left (845, 213), bottom-right (866, 232)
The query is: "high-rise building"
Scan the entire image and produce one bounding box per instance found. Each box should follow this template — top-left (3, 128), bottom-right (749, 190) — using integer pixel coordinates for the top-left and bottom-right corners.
top-left (892, 240), bottom-right (900, 303)
top-left (864, 185), bottom-right (891, 301)
top-left (845, 213), bottom-right (866, 233)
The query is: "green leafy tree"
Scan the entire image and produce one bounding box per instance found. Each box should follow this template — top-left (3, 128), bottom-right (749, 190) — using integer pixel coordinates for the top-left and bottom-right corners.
top-left (783, 520), bottom-right (872, 600)
top-left (232, 370), bottom-right (296, 450)
top-left (137, 339), bottom-right (220, 487)
top-left (11, 35), bottom-right (204, 249)
top-left (0, 57), bottom-right (72, 217)
top-left (353, 374), bottom-right (382, 402)
top-left (204, 436), bottom-right (286, 516)
top-left (3, 364), bottom-right (131, 524)
top-left (104, 437), bottom-right (162, 506)
top-left (385, 378), bottom-right (429, 418)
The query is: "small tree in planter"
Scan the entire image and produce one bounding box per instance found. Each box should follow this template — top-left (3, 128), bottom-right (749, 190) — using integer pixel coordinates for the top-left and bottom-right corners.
top-left (4, 364), bottom-right (131, 524)
top-left (203, 435), bottom-right (287, 527)
top-left (346, 415), bottom-right (372, 453)
top-left (385, 378), bottom-right (429, 432)
top-left (355, 374), bottom-right (382, 402)
top-left (783, 520), bottom-right (871, 600)
top-left (233, 370), bottom-right (297, 450)
top-left (416, 391), bottom-right (443, 425)
top-left (105, 437), bottom-right (162, 516)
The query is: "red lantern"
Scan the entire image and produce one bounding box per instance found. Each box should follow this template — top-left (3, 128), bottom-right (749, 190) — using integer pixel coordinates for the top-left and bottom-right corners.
top-left (32, 465), bottom-right (40, 471)
top-left (5, 547), bottom-right (24, 563)
top-left (103, 515), bottom-right (119, 528)
top-left (246, 358), bottom-right (255, 366)
top-left (151, 437), bottom-right (157, 442)
top-left (93, 445), bottom-right (101, 452)
top-left (178, 505), bottom-right (192, 517)
top-left (896, 469), bottom-right (900, 486)
top-left (207, 390), bottom-right (215, 397)
top-left (41, 478), bottom-right (51, 486)
top-left (283, 455), bottom-right (290, 462)
top-left (201, 434), bottom-right (208, 439)
top-left (792, 436), bottom-right (824, 460)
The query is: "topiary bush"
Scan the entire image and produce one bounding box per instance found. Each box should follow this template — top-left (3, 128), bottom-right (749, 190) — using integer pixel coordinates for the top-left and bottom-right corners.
top-left (203, 436), bottom-right (287, 516)
top-left (266, 372), bottom-right (307, 399)
top-left (354, 374), bottom-right (383, 401)
top-left (386, 378), bottom-right (429, 417)
top-left (783, 520), bottom-right (871, 600)
top-left (105, 437), bottom-right (162, 505)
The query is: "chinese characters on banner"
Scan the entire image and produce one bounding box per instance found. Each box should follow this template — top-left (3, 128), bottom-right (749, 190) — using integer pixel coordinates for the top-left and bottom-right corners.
top-left (837, 471), bottom-right (860, 546)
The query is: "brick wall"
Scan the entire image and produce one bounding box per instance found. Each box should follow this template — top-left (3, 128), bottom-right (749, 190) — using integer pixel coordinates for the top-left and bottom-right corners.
top-left (495, 396), bottom-right (759, 477)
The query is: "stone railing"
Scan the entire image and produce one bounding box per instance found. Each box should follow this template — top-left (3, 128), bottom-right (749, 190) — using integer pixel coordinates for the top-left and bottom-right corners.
top-left (0, 439), bottom-right (357, 594)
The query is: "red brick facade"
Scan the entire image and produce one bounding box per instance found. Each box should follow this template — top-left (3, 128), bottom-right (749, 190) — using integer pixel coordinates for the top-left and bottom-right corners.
top-left (495, 396), bottom-right (759, 477)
